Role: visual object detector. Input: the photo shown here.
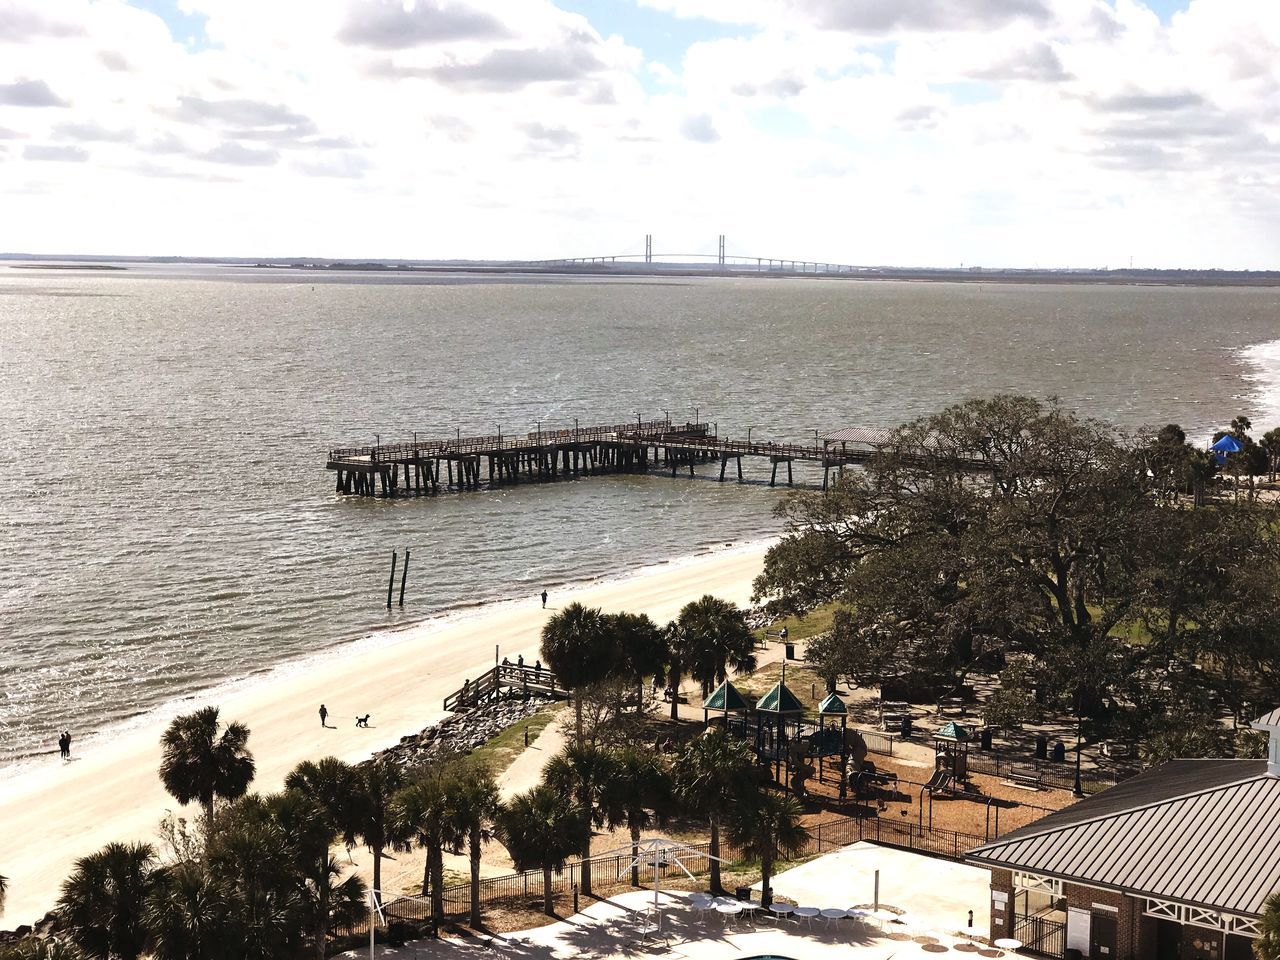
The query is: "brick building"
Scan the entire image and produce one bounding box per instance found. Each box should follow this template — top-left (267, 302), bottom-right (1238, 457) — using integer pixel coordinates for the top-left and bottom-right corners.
top-left (967, 709), bottom-right (1280, 960)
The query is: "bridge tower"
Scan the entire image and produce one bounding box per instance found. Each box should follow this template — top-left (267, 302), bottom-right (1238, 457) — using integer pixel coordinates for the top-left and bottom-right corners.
top-left (718, 234), bottom-right (725, 267)
top-left (645, 234), bottom-right (652, 264)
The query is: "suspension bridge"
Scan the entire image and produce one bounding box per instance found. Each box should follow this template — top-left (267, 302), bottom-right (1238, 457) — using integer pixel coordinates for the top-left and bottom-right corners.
top-left (515, 234), bottom-right (868, 277)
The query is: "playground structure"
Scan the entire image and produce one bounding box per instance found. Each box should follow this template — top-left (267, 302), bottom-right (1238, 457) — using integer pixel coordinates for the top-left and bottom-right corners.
top-left (699, 675), bottom-right (1058, 840)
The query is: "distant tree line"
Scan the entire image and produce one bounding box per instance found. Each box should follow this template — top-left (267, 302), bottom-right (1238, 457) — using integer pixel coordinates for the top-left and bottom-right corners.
top-left (753, 395), bottom-right (1280, 762)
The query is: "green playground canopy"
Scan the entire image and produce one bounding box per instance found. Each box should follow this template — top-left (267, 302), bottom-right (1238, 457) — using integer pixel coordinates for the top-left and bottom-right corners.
top-left (756, 680), bottom-right (804, 714)
top-left (704, 679), bottom-right (750, 713)
top-left (935, 720), bottom-right (972, 742)
top-left (818, 692), bottom-right (848, 715)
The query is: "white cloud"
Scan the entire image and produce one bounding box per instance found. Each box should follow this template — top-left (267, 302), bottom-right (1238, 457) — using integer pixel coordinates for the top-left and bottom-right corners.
top-left (0, 0), bottom-right (1275, 266)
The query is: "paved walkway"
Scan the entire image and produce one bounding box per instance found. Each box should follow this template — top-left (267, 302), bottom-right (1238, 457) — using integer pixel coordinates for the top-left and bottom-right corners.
top-left (343, 887), bottom-right (1000, 959)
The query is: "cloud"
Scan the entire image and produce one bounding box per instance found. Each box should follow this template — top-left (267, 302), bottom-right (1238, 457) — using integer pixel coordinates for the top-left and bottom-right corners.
top-left (806, 0), bottom-right (1052, 33)
top-left (969, 42), bottom-right (1070, 82)
top-left (200, 141), bottom-right (280, 166)
top-left (420, 40), bottom-right (608, 91)
top-left (53, 121), bottom-right (135, 143)
top-left (1086, 91), bottom-right (1205, 113)
top-left (0, 125), bottom-right (24, 139)
top-left (680, 112), bottom-right (720, 142)
top-left (732, 74), bottom-right (807, 97)
top-left (338, 0), bottom-right (509, 49)
top-left (97, 50), bottom-right (130, 72)
top-left (0, 4), bottom-right (85, 42)
top-left (23, 144), bottom-right (88, 161)
top-left (293, 152), bottom-right (371, 177)
top-left (523, 121), bottom-right (579, 151)
top-left (0, 79), bottom-right (68, 107)
top-left (172, 96), bottom-right (313, 131)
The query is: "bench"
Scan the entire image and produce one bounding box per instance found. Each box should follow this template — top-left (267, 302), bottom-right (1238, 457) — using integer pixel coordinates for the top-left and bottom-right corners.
top-left (1006, 765), bottom-right (1043, 790)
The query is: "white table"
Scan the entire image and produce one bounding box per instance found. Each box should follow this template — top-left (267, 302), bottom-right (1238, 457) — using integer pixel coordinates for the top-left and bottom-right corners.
top-left (769, 903), bottom-right (795, 923)
top-left (738, 902), bottom-right (762, 926)
top-left (820, 908), bottom-right (849, 928)
top-left (794, 906), bottom-right (821, 929)
top-left (994, 937), bottom-right (1024, 956)
top-left (716, 903), bottom-right (743, 926)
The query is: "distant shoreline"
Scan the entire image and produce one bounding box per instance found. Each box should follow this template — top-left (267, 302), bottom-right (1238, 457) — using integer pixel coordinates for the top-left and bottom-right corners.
top-left (5, 256), bottom-right (1280, 287)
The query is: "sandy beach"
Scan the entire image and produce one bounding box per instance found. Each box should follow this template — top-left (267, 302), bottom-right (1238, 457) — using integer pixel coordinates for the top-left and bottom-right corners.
top-left (0, 540), bottom-right (770, 927)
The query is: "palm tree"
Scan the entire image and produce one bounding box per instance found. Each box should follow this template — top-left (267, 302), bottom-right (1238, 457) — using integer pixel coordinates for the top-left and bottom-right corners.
top-left (1257, 890), bottom-right (1280, 960)
top-left (268, 788), bottom-right (356, 960)
top-left (159, 706), bottom-right (255, 825)
top-left (144, 862), bottom-right (238, 960)
top-left (285, 757), bottom-right (364, 852)
top-left (672, 727), bottom-right (758, 894)
top-left (1, 872), bottom-right (7, 915)
top-left (609, 612), bottom-right (668, 714)
top-left (446, 762), bottom-right (500, 929)
top-left (675, 595), bottom-right (757, 698)
top-left (351, 759), bottom-right (408, 908)
top-left (541, 603), bottom-right (617, 743)
top-left (661, 620), bottom-right (683, 721)
top-left (0, 937), bottom-right (91, 959)
top-left (726, 790), bottom-right (810, 908)
top-left (1262, 428), bottom-right (1280, 483)
top-left (542, 743), bottom-right (620, 898)
top-left (495, 786), bottom-right (588, 916)
top-left (203, 794), bottom-right (306, 960)
top-left (390, 765), bottom-right (457, 930)
top-left (56, 841), bottom-right (159, 960)
top-left (608, 747), bottom-right (674, 887)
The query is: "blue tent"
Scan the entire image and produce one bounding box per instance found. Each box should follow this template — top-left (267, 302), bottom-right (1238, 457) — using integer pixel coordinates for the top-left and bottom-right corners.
top-left (1211, 434), bottom-right (1243, 465)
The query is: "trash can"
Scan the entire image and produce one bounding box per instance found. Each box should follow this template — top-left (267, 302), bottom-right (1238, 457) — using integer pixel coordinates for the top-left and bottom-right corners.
top-left (1051, 740), bottom-right (1066, 763)
top-left (1035, 735), bottom-right (1048, 760)
top-left (900, 716), bottom-right (913, 738)
top-left (980, 727), bottom-right (993, 751)
top-left (785, 642), bottom-right (796, 660)
top-left (735, 886), bottom-right (753, 902)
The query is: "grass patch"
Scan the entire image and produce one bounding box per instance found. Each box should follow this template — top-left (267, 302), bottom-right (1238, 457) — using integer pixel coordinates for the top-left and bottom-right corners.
top-left (752, 601), bottom-right (843, 646)
top-left (466, 703), bottom-right (563, 777)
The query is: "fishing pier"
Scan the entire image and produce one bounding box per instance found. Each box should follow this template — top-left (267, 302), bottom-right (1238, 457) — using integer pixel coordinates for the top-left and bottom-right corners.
top-left (327, 417), bottom-right (891, 497)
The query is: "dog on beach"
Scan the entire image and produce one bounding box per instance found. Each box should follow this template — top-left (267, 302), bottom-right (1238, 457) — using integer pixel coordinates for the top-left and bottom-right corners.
top-left (355, 714), bottom-right (371, 727)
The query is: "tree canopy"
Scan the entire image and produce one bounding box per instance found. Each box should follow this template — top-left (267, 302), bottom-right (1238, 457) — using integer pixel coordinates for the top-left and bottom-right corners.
top-left (755, 395), bottom-right (1280, 737)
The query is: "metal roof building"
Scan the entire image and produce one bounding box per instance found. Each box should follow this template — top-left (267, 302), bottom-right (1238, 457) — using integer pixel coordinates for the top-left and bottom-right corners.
top-left (965, 712), bottom-right (1280, 960)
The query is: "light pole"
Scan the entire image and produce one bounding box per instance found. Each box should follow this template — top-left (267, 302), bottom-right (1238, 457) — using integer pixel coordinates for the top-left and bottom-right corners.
top-left (1072, 712), bottom-right (1084, 797)
top-left (747, 426), bottom-right (754, 446)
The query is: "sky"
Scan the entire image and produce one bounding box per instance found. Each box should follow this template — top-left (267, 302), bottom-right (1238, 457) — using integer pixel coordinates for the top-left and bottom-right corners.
top-left (1, 0), bottom-right (1278, 268)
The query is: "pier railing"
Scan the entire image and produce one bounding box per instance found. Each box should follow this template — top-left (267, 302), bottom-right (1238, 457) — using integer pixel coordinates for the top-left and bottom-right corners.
top-left (327, 418), bottom-right (708, 464)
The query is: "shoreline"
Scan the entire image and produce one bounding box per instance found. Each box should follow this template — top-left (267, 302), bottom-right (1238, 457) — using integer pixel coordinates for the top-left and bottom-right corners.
top-left (0, 535), bottom-right (778, 776)
top-left (0, 537), bottom-right (774, 927)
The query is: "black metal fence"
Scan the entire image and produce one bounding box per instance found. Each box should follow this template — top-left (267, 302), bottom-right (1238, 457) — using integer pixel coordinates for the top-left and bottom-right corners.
top-left (964, 752), bottom-right (1122, 794)
top-left (350, 810), bottom-right (1003, 941)
top-left (1014, 914), bottom-right (1067, 958)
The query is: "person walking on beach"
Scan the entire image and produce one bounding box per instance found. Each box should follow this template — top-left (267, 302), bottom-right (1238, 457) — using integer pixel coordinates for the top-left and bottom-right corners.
top-left (319, 704), bottom-right (329, 728)
top-left (541, 590), bottom-right (548, 609)
top-left (63, 730), bottom-right (72, 760)
top-left (58, 731), bottom-right (68, 760)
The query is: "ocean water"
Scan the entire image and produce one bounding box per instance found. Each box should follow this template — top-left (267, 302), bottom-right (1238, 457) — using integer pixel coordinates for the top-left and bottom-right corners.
top-left (1, 265), bottom-right (1278, 768)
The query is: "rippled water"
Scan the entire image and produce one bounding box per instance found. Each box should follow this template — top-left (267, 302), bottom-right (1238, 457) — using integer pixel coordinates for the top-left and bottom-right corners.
top-left (2, 265), bottom-right (1278, 766)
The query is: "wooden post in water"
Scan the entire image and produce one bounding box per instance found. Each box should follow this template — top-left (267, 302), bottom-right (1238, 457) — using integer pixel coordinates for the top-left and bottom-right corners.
top-left (386, 550), bottom-right (397, 609)
top-left (398, 549), bottom-right (410, 607)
